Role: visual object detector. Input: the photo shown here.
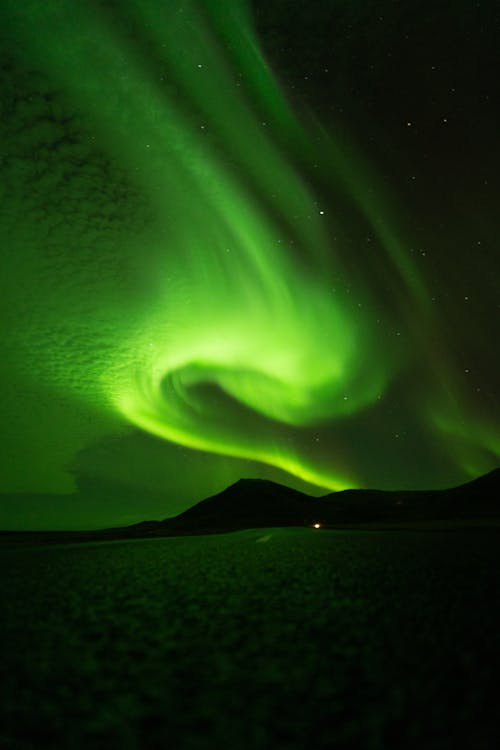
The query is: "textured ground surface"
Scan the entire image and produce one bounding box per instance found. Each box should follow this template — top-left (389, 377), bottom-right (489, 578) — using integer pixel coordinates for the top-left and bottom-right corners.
top-left (1, 528), bottom-right (499, 749)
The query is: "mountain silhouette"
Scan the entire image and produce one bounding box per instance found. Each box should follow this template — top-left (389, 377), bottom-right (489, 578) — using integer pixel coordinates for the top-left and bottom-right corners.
top-left (160, 468), bottom-right (500, 533)
top-left (165, 478), bottom-right (331, 532)
top-left (1, 469), bottom-right (499, 546)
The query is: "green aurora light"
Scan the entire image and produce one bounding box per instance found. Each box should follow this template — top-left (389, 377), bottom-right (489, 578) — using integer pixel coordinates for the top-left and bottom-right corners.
top-left (0, 0), bottom-right (498, 526)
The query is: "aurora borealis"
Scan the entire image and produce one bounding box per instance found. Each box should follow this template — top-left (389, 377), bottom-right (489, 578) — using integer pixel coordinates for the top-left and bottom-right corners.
top-left (0, 0), bottom-right (498, 529)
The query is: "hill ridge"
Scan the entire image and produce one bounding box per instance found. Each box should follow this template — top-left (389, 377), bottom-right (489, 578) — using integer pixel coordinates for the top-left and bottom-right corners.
top-left (0, 469), bottom-right (498, 544)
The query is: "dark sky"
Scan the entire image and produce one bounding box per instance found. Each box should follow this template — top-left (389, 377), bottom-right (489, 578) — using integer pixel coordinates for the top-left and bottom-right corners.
top-left (0, 0), bottom-right (498, 529)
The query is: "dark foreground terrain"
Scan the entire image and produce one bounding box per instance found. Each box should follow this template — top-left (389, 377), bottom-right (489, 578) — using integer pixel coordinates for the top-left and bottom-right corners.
top-left (1, 528), bottom-right (499, 749)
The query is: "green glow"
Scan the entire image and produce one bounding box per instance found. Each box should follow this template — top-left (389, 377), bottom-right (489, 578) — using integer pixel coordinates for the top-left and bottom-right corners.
top-left (1, 0), bottom-right (498, 514)
top-left (100, 0), bottom-right (400, 490)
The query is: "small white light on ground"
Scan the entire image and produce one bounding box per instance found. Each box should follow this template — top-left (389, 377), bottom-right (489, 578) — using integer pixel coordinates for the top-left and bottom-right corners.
top-left (313, 523), bottom-right (321, 529)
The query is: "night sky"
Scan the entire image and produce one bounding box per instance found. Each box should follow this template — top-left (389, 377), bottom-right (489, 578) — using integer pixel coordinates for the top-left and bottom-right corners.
top-left (0, 0), bottom-right (498, 529)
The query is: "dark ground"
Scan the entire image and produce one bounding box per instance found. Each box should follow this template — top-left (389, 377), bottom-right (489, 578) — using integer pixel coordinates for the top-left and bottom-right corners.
top-left (1, 528), bottom-right (499, 749)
